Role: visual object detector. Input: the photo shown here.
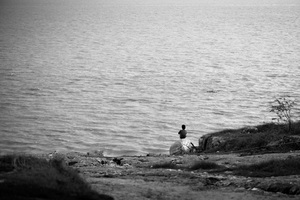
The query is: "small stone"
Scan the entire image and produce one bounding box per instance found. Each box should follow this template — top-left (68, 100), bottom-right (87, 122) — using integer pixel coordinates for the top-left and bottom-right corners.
top-left (68, 161), bottom-right (78, 166)
top-left (138, 158), bottom-right (148, 162)
top-left (222, 181), bottom-right (233, 186)
top-left (251, 187), bottom-right (262, 192)
top-left (87, 150), bottom-right (104, 157)
top-left (123, 163), bottom-right (131, 167)
top-left (113, 158), bottom-right (123, 165)
top-left (289, 185), bottom-right (300, 195)
top-left (234, 187), bottom-right (245, 192)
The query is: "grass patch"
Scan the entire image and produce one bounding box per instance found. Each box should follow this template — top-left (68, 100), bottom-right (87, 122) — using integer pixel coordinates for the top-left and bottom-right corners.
top-left (233, 157), bottom-right (300, 177)
top-left (151, 160), bottom-right (223, 172)
top-left (151, 161), bottom-right (179, 169)
top-left (189, 161), bottom-right (222, 171)
top-left (0, 154), bottom-right (113, 200)
top-left (226, 132), bottom-right (271, 151)
top-left (291, 121), bottom-right (300, 135)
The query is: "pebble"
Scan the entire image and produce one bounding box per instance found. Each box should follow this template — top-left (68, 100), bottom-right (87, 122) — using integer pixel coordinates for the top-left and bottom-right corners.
top-left (234, 187), bottom-right (245, 192)
top-left (68, 161), bottom-right (78, 166)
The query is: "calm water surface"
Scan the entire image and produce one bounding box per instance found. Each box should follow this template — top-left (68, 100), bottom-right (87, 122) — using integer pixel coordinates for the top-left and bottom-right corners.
top-left (0, 0), bottom-right (300, 156)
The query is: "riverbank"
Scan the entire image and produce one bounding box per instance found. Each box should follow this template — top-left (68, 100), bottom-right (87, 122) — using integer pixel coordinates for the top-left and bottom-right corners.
top-left (69, 151), bottom-right (300, 200)
top-left (1, 151), bottom-right (300, 200)
top-left (197, 121), bottom-right (300, 153)
top-left (1, 121), bottom-right (300, 199)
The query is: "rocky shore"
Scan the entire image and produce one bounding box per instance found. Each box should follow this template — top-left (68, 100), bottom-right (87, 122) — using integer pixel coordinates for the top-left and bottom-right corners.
top-left (1, 150), bottom-right (300, 200)
top-left (64, 150), bottom-right (300, 200)
top-left (197, 122), bottom-right (300, 153)
top-left (1, 122), bottom-right (300, 199)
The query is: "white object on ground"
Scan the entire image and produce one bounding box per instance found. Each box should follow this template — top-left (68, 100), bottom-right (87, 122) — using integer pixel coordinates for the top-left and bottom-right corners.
top-left (169, 138), bottom-right (193, 155)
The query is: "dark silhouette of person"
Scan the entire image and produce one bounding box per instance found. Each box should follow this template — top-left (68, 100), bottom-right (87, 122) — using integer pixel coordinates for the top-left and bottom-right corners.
top-left (178, 124), bottom-right (187, 139)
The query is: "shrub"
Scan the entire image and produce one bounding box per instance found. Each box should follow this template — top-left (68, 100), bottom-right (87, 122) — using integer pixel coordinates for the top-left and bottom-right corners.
top-left (270, 97), bottom-right (296, 132)
top-left (189, 161), bottom-right (221, 171)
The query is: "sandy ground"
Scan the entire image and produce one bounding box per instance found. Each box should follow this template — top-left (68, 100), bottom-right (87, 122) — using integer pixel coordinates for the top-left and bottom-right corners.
top-left (67, 151), bottom-right (300, 200)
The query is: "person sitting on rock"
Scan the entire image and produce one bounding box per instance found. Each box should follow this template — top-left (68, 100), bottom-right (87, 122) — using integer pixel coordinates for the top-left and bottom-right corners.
top-left (170, 124), bottom-right (194, 155)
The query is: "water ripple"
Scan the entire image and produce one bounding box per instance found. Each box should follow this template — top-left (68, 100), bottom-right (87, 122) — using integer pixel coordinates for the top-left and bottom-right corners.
top-left (0, 0), bottom-right (299, 156)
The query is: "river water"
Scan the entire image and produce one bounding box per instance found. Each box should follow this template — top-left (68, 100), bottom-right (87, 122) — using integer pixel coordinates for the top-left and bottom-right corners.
top-left (1, 0), bottom-right (299, 156)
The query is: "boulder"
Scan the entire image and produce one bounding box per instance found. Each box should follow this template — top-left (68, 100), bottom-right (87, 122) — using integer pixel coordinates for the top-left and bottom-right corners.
top-left (210, 136), bottom-right (226, 149)
top-left (198, 134), bottom-right (211, 151)
top-left (169, 138), bottom-right (193, 155)
top-left (198, 134), bottom-right (227, 152)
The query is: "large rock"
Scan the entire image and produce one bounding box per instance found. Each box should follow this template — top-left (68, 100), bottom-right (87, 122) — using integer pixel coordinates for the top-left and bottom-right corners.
top-left (198, 134), bottom-right (227, 152)
top-left (170, 138), bottom-right (194, 155)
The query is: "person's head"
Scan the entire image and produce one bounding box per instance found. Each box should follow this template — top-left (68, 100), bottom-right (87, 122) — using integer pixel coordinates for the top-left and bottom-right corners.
top-left (182, 124), bottom-right (186, 130)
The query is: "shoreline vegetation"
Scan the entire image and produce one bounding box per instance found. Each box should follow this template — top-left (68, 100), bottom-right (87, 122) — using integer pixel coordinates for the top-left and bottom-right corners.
top-left (1, 121), bottom-right (300, 199)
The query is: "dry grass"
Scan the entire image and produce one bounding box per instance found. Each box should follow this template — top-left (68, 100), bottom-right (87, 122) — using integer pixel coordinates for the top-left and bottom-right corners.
top-left (151, 160), bottom-right (222, 171)
top-left (233, 157), bottom-right (300, 177)
top-left (189, 160), bottom-right (222, 170)
top-left (151, 161), bottom-right (179, 169)
top-left (151, 156), bottom-right (300, 178)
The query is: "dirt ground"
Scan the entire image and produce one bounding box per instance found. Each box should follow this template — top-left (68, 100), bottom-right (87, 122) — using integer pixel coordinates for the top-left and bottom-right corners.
top-left (67, 151), bottom-right (300, 200)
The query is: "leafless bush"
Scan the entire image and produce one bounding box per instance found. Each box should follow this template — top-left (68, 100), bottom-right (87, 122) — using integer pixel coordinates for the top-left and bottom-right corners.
top-left (270, 97), bottom-right (296, 132)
